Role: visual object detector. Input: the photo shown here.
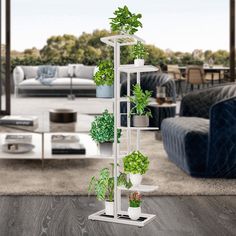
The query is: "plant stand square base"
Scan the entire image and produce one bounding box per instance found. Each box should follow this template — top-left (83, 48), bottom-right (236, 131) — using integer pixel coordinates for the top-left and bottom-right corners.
top-left (88, 210), bottom-right (156, 227)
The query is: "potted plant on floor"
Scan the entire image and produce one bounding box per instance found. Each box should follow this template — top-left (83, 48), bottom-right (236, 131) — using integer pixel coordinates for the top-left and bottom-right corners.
top-left (123, 150), bottom-right (149, 187)
top-left (128, 192), bottom-right (142, 220)
top-left (94, 60), bottom-right (114, 98)
top-left (132, 41), bottom-right (148, 67)
top-left (109, 5), bottom-right (143, 35)
top-left (89, 109), bottom-right (122, 156)
top-left (88, 164), bottom-right (132, 216)
top-left (128, 84), bottom-right (152, 127)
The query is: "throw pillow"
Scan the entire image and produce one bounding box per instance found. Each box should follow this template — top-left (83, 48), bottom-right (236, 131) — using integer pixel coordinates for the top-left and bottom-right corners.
top-left (56, 66), bottom-right (69, 78)
top-left (75, 65), bottom-right (95, 79)
top-left (21, 66), bottom-right (38, 79)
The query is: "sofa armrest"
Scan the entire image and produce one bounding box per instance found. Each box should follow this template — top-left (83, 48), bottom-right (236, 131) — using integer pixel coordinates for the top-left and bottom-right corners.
top-left (180, 84), bottom-right (236, 119)
top-left (13, 66), bottom-right (24, 86)
top-left (207, 97), bottom-right (236, 177)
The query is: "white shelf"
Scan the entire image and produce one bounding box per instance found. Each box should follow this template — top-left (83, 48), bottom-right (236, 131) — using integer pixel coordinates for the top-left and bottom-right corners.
top-left (119, 65), bottom-right (158, 73)
top-left (118, 127), bottom-right (159, 131)
top-left (88, 210), bottom-right (156, 227)
top-left (118, 184), bottom-right (158, 193)
top-left (101, 34), bottom-right (145, 47)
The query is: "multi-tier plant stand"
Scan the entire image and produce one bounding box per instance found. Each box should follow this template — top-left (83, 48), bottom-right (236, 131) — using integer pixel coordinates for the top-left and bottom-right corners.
top-left (88, 34), bottom-right (159, 227)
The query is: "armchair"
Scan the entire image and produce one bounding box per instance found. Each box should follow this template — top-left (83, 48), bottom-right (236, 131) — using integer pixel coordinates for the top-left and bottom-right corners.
top-left (161, 84), bottom-right (236, 178)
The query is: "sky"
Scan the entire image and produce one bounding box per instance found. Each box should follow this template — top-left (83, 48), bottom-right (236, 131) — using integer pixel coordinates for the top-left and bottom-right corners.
top-left (11, 0), bottom-right (229, 52)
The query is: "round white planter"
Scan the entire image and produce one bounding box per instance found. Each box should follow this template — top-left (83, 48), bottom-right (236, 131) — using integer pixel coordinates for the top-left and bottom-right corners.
top-left (128, 207), bottom-right (141, 220)
top-left (130, 173), bottom-right (142, 187)
top-left (105, 201), bottom-right (114, 216)
top-left (96, 85), bottom-right (114, 98)
top-left (133, 115), bottom-right (149, 127)
top-left (134, 59), bottom-right (145, 67)
top-left (99, 142), bottom-right (113, 156)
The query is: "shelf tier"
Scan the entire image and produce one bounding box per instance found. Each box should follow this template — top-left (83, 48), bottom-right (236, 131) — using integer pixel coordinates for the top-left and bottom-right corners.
top-left (101, 34), bottom-right (145, 47)
top-left (118, 127), bottom-right (159, 131)
top-left (118, 184), bottom-right (158, 193)
top-left (88, 210), bottom-right (156, 227)
top-left (119, 64), bottom-right (158, 73)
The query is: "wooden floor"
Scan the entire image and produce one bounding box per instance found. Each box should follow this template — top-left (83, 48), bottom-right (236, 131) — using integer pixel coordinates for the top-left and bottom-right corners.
top-left (0, 196), bottom-right (235, 236)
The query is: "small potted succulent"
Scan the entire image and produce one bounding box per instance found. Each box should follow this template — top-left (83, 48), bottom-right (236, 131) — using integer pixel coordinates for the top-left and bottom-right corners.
top-left (109, 5), bottom-right (142, 35)
top-left (123, 150), bottom-right (150, 186)
top-left (129, 84), bottom-right (152, 127)
top-left (93, 60), bottom-right (114, 98)
top-left (89, 109), bottom-right (122, 156)
top-left (88, 164), bottom-right (132, 216)
top-left (132, 41), bottom-right (148, 67)
top-left (128, 192), bottom-right (142, 220)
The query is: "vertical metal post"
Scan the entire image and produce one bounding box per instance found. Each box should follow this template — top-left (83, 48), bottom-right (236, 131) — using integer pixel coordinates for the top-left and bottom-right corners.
top-left (230, 0), bottom-right (235, 81)
top-left (0, 0), bottom-right (2, 111)
top-left (113, 39), bottom-right (118, 219)
top-left (136, 72), bottom-right (141, 150)
top-left (127, 73), bottom-right (131, 153)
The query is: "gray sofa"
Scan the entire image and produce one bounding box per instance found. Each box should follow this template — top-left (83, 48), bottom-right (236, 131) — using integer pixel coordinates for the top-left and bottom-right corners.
top-left (13, 64), bottom-right (96, 97)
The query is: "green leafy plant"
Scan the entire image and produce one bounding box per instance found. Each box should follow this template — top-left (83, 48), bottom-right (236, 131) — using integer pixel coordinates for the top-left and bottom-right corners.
top-left (90, 109), bottom-right (122, 143)
top-left (88, 164), bottom-right (132, 202)
top-left (109, 5), bottom-right (142, 35)
top-left (129, 192), bottom-right (142, 207)
top-left (132, 41), bottom-right (148, 59)
top-left (93, 60), bottom-right (114, 86)
top-left (123, 151), bottom-right (150, 175)
top-left (128, 84), bottom-right (152, 117)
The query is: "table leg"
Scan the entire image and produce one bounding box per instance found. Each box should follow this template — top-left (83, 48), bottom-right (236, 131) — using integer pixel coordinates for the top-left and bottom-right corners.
top-left (41, 133), bottom-right (44, 170)
top-left (211, 73), bottom-right (214, 86)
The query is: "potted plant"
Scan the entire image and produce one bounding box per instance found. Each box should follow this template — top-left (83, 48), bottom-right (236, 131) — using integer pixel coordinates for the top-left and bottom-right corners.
top-left (128, 192), bottom-right (142, 220)
top-left (132, 41), bottom-right (148, 66)
top-left (128, 84), bottom-right (152, 127)
top-left (89, 109), bottom-right (122, 156)
top-left (88, 164), bottom-right (132, 216)
top-left (93, 60), bottom-right (114, 98)
top-left (109, 5), bottom-right (142, 35)
top-left (123, 150), bottom-right (149, 186)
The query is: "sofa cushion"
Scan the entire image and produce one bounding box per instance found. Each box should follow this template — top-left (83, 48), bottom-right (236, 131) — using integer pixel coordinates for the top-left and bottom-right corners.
top-left (21, 66), bottom-right (38, 79)
top-left (56, 66), bottom-right (69, 78)
top-left (161, 117), bottom-right (209, 176)
top-left (75, 65), bottom-right (95, 79)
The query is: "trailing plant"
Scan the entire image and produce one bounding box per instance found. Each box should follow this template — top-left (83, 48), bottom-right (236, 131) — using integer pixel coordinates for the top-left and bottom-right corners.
top-left (89, 109), bottom-right (122, 143)
top-left (128, 84), bottom-right (152, 117)
top-left (129, 192), bottom-right (142, 207)
top-left (88, 164), bottom-right (132, 202)
top-left (132, 41), bottom-right (148, 59)
top-left (123, 150), bottom-right (150, 175)
top-left (109, 5), bottom-right (142, 35)
top-left (93, 60), bottom-right (114, 86)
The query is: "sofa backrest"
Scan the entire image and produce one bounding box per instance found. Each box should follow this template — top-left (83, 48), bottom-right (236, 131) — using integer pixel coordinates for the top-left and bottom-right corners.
top-left (74, 65), bottom-right (96, 80)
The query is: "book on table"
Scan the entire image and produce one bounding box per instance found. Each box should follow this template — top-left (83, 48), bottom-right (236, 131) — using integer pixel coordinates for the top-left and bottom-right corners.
top-left (51, 134), bottom-right (86, 155)
top-left (0, 115), bottom-right (38, 126)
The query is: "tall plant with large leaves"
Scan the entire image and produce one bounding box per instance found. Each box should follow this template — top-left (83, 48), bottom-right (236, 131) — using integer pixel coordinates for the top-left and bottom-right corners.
top-left (110, 5), bottom-right (142, 35)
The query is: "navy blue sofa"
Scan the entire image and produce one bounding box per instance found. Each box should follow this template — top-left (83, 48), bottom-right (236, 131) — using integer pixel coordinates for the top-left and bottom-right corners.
top-left (161, 84), bottom-right (236, 178)
top-left (120, 72), bottom-right (177, 128)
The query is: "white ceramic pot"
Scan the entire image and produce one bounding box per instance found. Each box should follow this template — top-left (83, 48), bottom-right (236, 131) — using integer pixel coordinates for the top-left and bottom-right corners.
top-left (129, 173), bottom-right (142, 187)
top-left (132, 115), bottom-right (149, 127)
top-left (105, 201), bottom-right (114, 216)
top-left (128, 207), bottom-right (141, 220)
top-left (134, 59), bottom-right (145, 67)
top-left (99, 142), bottom-right (113, 156)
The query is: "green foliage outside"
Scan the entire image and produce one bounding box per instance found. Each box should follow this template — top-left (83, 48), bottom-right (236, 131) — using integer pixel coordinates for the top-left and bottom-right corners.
top-left (123, 150), bottom-right (150, 175)
top-left (129, 84), bottom-right (152, 117)
top-left (89, 109), bottom-right (122, 143)
top-left (93, 60), bottom-right (114, 86)
top-left (10, 29), bottom-right (230, 72)
top-left (109, 5), bottom-right (142, 35)
top-left (88, 163), bottom-right (132, 202)
top-left (132, 41), bottom-right (148, 59)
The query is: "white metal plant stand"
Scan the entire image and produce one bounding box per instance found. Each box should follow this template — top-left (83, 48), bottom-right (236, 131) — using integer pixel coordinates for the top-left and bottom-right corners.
top-left (88, 34), bottom-right (159, 227)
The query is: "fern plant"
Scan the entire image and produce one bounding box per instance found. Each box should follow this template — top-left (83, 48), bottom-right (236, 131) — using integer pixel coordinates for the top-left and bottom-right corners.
top-left (128, 84), bottom-right (152, 117)
top-left (109, 5), bottom-right (142, 35)
top-left (88, 164), bottom-right (132, 202)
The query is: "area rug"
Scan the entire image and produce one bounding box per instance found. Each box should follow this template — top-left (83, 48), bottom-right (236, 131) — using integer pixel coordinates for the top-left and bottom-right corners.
top-left (0, 132), bottom-right (235, 196)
